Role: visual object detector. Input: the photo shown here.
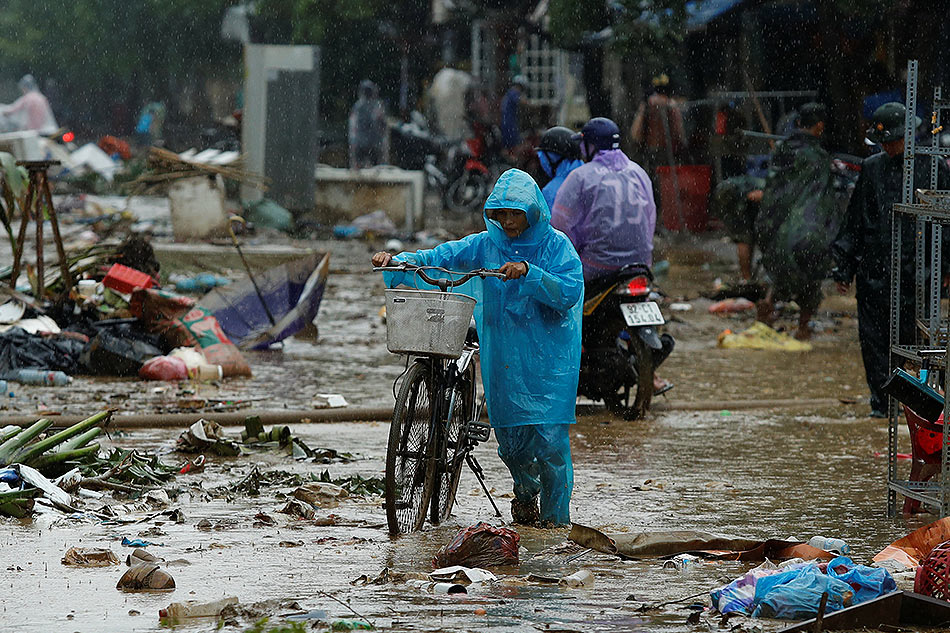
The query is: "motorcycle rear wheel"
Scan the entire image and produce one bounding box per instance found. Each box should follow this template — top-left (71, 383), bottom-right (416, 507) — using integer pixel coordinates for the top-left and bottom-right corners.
top-left (445, 171), bottom-right (489, 213)
top-left (604, 331), bottom-right (653, 420)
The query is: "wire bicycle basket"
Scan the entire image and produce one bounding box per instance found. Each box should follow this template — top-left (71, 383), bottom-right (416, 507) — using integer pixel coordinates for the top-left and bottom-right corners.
top-left (385, 289), bottom-right (476, 359)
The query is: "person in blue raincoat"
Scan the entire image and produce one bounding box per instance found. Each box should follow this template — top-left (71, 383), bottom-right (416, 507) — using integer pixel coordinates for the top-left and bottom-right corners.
top-left (372, 168), bottom-right (584, 526)
top-left (536, 126), bottom-right (583, 210)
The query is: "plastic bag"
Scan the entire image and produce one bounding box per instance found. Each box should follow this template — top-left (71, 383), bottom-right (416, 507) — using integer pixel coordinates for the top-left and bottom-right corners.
top-left (432, 522), bottom-right (520, 569)
top-left (710, 560), bottom-right (779, 614)
top-left (139, 356), bottom-right (188, 381)
top-left (717, 322), bottom-right (812, 352)
top-left (752, 565), bottom-right (854, 619)
top-left (176, 307), bottom-right (251, 377)
top-left (825, 556), bottom-right (896, 604)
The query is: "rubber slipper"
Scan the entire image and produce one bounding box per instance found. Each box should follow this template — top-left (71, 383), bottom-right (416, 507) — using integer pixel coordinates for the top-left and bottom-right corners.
top-left (654, 381), bottom-right (674, 396)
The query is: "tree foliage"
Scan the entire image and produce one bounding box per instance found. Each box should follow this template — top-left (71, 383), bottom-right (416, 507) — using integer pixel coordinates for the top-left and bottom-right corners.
top-left (253, 0), bottom-right (434, 124)
top-left (0, 0), bottom-right (240, 132)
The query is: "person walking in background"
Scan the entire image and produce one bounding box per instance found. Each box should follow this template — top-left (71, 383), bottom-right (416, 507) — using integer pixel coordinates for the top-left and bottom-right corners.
top-left (0, 74), bottom-right (58, 135)
top-left (500, 75), bottom-right (527, 152)
top-left (754, 103), bottom-right (842, 341)
top-left (711, 174), bottom-right (765, 282)
top-left (832, 102), bottom-right (950, 418)
top-left (349, 79), bottom-right (387, 169)
top-left (536, 126), bottom-right (582, 210)
top-left (630, 74), bottom-right (687, 192)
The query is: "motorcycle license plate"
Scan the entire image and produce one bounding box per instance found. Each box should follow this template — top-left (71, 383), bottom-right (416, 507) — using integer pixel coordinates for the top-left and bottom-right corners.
top-left (620, 301), bottom-right (665, 326)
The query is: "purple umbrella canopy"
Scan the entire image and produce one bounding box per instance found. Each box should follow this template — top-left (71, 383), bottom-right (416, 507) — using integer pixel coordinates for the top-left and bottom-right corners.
top-left (196, 253), bottom-right (330, 350)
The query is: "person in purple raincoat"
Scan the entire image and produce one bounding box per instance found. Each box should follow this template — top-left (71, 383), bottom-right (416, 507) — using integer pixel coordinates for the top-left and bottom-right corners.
top-left (551, 117), bottom-right (668, 393)
top-left (550, 117), bottom-right (657, 282)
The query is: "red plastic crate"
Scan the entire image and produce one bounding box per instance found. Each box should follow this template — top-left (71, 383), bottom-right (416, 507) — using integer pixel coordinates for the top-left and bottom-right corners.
top-left (102, 263), bottom-right (153, 294)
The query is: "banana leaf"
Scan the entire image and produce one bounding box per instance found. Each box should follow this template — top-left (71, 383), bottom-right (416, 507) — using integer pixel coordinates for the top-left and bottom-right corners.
top-left (0, 419), bottom-right (52, 466)
top-left (58, 427), bottom-right (102, 453)
top-left (0, 425), bottom-right (20, 444)
top-left (30, 444), bottom-right (100, 471)
top-left (0, 488), bottom-right (40, 518)
top-left (11, 411), bottom-right (110, 465)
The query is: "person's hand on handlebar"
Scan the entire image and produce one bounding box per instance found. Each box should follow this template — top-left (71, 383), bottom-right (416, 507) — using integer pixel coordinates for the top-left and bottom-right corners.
top-left (372, 252), bottom-right (393, 267)
top-left (499, 261), bottom-right (528, 281)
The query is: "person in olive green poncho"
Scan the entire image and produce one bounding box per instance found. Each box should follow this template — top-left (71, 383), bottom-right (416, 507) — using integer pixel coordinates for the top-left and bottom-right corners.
top-left (754, 103), bottom-right (843, 341)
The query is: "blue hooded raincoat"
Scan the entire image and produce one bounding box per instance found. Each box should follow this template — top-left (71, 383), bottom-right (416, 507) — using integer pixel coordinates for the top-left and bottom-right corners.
top-left (384, 168), bottom-right (583, 524)
top-left (538, 151), bottom-right (584, 211)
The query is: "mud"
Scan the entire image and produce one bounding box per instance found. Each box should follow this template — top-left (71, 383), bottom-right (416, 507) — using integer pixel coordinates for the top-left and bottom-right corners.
top-left (0, 232), bottom-right (933, 632)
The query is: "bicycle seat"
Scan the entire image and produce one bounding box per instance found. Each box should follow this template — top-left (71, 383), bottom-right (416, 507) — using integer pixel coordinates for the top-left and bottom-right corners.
top-left (466, 324), bottom-right (479, 345)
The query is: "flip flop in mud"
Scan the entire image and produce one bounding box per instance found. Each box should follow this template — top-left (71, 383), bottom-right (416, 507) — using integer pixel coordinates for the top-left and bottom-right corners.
top-left (653, 377), bottom-right (674, 396)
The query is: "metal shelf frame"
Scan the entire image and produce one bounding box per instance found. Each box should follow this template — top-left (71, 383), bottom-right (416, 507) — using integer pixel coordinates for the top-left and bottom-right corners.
top-left (887, 60), bottom-right (950, 517)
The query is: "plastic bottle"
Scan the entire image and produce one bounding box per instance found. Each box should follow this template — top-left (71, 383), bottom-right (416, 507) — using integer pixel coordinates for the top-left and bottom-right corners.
top-left (807, 536), bottom-right (851, 554)
top-left (7, 369), bottom-right (72, 386)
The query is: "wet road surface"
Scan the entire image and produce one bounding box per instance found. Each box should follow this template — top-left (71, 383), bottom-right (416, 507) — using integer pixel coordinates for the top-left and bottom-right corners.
top-left (0, 234), bottom-right (937, 632)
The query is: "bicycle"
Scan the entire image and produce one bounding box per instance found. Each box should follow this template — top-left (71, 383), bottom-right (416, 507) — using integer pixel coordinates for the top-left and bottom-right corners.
top-left (375, 263), bottom-right (505, 535)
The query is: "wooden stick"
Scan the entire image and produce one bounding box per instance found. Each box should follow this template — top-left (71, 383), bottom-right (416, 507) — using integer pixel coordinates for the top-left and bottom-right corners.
top-left (10, 176), bottom-right (33, 290)
top-left (41, 171), bottom-right (72, 302)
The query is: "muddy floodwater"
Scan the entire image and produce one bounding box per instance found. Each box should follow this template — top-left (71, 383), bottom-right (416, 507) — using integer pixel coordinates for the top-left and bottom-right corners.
top-left (0, 235), bottom-right (938, 632)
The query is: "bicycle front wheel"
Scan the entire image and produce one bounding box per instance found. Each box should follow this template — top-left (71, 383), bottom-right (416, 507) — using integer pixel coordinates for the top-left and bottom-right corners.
top-left (430, 362), bottom-right (475, 525)
top-left (385, 361), bottom-right (435, 535)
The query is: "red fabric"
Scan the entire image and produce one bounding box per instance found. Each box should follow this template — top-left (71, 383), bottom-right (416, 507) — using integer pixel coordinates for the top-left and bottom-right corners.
top-left (98, 135), bottom-right (131, 160)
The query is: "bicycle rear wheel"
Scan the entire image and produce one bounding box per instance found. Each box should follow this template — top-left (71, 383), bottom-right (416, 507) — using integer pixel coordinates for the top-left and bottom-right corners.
top-left (430, 362), bottom-right (475, 524)
top-left (385, 361), bottom-right (435, 535)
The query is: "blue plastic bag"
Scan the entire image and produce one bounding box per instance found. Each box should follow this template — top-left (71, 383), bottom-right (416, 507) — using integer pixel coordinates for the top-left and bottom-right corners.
top-left (825, 556), bottom-right (896, 604)
top-left (752, 565), bottom-right (854, 619)
top-left (710, 561), bottom-right (780, 615)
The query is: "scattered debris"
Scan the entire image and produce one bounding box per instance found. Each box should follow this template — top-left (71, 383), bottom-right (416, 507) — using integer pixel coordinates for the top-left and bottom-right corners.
top-left (433, 523), bottom-right (520, 569)
top-left (115, 563), bottom-right (175, 591)
top-left (176, 419), bottom-right (241, 457)
top-left (278, 499), bottom-right (315, 520)
top-left (568, 524), bottom-right (833, 561)
top-left (293, 482), bottom-right (347, 507)
top-left (62, 547), bottom-right (120, 567)
top-left (126, 548), bottom-right (160, 566)
top-left (718, 322), bottom-right (812, 351)
top-left (159, 596), bottom-right (239, 620)
top-left (121, 537), bottom-right (164, 547)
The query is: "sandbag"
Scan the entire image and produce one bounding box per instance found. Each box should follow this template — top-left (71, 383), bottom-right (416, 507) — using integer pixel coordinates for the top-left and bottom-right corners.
top-left (432, 522), bottom-right (520, 569)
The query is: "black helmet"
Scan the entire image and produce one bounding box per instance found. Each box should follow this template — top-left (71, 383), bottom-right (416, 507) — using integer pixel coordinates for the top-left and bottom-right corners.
top-left (538, 126), bottom-right (580, 159)
top-left (866, 102), bottom-right (921, 144)
top-left (573, 117), bottom-right (621, 153)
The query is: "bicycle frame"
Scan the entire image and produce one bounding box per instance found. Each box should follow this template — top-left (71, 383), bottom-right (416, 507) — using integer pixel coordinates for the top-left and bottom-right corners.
top-left (379, 263), bottom-right (503, 530)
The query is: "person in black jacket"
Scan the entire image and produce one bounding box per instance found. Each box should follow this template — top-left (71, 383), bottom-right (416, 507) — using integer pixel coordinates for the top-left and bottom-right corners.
top-left (831, 102), bottom-right (950, 417)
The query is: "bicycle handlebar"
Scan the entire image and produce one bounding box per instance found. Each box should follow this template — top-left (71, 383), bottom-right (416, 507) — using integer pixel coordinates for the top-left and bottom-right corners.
top-left (374, 263), bottom-right (505, 289)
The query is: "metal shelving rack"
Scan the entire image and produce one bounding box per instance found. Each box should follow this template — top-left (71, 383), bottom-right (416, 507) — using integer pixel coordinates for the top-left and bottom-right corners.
top-left (887, 59), bottom-right (950, 516)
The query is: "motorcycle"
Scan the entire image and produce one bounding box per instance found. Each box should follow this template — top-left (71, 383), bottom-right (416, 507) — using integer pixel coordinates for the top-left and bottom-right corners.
top-left (443, 121), bottom-right (508, 214)
top-left (578, 263), bottom-right (675, 420)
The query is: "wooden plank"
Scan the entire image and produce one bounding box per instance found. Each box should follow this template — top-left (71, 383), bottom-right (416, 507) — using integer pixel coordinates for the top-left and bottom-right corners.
top-left (777, 591), bottom-right (950, 632)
